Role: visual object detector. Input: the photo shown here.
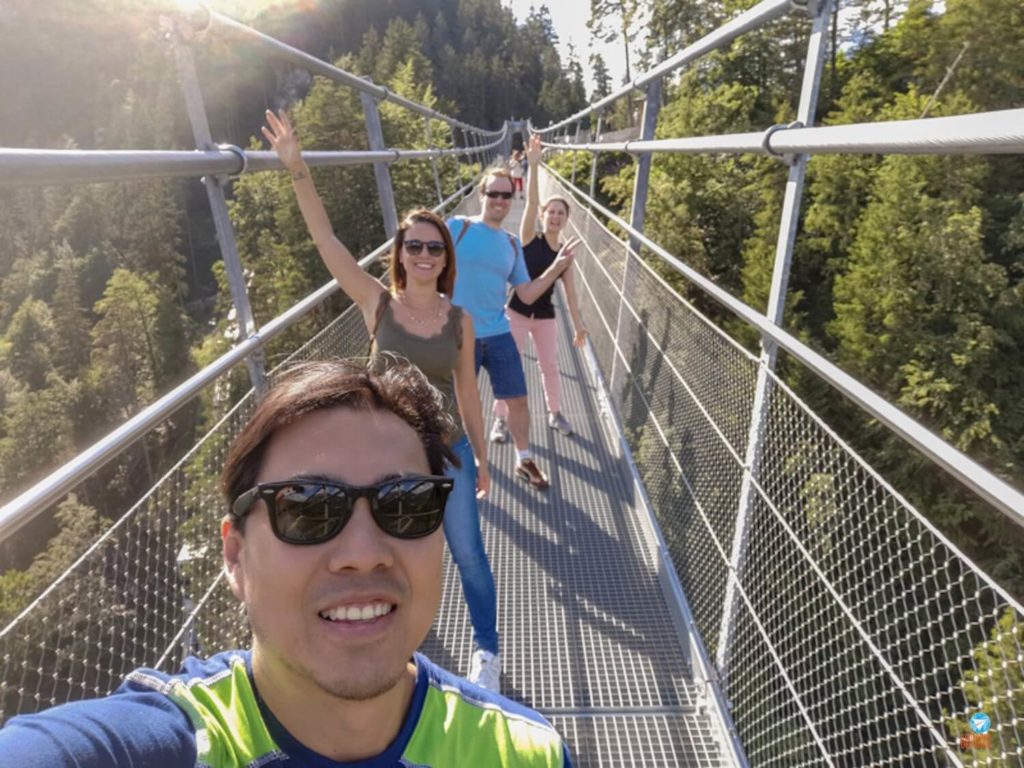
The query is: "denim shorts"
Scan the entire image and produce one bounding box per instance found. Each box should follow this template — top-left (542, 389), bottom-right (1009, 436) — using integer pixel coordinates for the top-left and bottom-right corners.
top-left (474, 331), bottom-right (527, 400)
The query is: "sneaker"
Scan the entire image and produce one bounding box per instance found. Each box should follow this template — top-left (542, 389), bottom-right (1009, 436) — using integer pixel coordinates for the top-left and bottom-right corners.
top-left (515, 458), bottom-right (550, 489)
top-left (468, 649), bottom-right (502, 692)
top-left (548, 412), bottom-right (573, 436)
top-left (489, 418), bottom-right (509, 443)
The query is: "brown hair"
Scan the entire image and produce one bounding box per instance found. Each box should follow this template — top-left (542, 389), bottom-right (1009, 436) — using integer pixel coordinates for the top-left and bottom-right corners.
top-left (389, 209), bottom-right (456, 296)
top-left (477, 167), bottom-right (514, 196)
top-left (541, 197), bottom-right (571, 216)
top-left (221, 358), bottom-right (458, 529)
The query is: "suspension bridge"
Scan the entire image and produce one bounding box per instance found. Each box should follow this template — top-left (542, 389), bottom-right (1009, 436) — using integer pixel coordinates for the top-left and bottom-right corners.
top-left (2, 1), bottom-right (1023, 765)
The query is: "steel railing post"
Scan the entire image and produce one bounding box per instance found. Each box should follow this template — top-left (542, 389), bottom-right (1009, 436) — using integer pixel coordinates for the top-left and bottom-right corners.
top-left (628, 78), bottom-right (661, 253)
top-left (570, 121), bottom-right (583, 186)
top-left (609, 78), bottom-right (662, 399)
top-left (168, 20), bottom-right (266, 394)
top-left (425, 117), bottom-right (444, 206)
top-left (456, 128), bottom-right (469, 188)
top-left (589, 113), bottom-right (604, 205)
top-left (715, 0), bottom-right (834, 684)
top-left (361, 91), bottom-right (398, 238)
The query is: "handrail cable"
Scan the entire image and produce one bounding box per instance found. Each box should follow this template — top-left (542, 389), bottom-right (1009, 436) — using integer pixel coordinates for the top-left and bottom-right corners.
top-left (0, 137), bottom-right (507, 188)
top-left (534, 0), bottom-right (794, 135)
top-left (543, 164), bottom-right (1024, 525)
top-left (0, 181), bottom-right (477, 543)
top-left (542, 107), bottom-right (1024, 156)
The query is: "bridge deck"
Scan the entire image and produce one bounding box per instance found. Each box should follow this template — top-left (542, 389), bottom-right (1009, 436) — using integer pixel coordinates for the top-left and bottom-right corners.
top-left (422, 201), bottom-right (725, 767)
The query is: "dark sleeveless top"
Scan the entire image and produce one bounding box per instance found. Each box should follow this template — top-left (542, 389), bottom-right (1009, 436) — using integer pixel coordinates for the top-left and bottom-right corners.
top-left (370, 291), bottom-right (465, 444)
top-left (507, 234), bottom-right (559, 319)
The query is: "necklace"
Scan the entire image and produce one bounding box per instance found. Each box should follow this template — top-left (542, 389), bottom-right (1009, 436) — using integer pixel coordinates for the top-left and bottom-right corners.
top-left (397, 293), bottom-right (444, 326)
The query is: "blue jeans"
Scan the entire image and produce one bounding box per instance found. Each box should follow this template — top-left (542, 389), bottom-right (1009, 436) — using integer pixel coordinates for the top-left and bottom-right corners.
top-left (444, 436), bottom-right (499, 654)
top-left (475, 332), bottom-right (528, 400)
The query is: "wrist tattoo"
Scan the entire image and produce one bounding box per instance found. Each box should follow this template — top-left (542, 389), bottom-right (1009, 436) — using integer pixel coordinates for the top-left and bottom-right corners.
top-left (291, 170), bottom-right (308, 181)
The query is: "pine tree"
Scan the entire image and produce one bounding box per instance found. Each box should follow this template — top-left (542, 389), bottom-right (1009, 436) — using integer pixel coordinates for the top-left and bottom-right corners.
top-left (0, 379), bottom-right (79, 499)
top-left (49, 243), bottom-right (92, 379)
top-left (589, 52), bottom-right (613, 101)
top-left (89, 269), bottom-right (185, 420)
top-left (3, 298), bottom-right (56, 391)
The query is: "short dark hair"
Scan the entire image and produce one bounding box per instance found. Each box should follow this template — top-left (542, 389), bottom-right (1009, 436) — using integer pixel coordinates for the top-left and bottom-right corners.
top-left (390, 209), bottom-right (457, 297)
top-left (221, 358), bottom-right (458, 528)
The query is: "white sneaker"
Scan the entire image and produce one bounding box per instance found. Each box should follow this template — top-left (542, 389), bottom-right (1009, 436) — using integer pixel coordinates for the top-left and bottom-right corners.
top-left (548, 412), bottom-right (573, 435)
top-left (468, 649), bottom-right (502, 692)
top-left (489, 418), bottom-right (509, 443)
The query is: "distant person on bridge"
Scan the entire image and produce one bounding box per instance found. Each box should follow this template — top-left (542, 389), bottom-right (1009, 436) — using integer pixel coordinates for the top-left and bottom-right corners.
top-left (447, 166), bottom-right (579, 491)
top-left (261, 110), bottom-right (503, 691)
top-left (509, 149), bottom-right (525, 199)
top-left (0, 360), bottom-right (572, 767)
top-left (494, 134), bottom-right (588, 438)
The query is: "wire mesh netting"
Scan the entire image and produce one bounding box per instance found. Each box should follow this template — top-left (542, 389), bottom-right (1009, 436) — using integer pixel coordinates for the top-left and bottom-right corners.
top-left (540, 169), bottom-right (1024, 767)
top-left (0, 295), bottom-right (374, 724)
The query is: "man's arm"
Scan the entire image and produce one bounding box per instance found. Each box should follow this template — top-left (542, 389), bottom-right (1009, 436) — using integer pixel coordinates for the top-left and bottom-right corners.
top-left (511, 237), bottom-right (581, 307)
top-left (0, 692), bottom-right (196, 767)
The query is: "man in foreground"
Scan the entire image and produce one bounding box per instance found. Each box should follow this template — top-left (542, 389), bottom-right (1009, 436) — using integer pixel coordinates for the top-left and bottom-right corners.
top-left (0, 359), bottom-right (571, 767)
top-left (448, 168), bottom-right (579, 490)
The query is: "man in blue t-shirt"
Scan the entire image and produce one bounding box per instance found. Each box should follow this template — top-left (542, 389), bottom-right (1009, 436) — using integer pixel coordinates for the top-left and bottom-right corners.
top-left (448, 169), bottom-right (579, 490)
top-left (0, 360), bottom-right (571, 768)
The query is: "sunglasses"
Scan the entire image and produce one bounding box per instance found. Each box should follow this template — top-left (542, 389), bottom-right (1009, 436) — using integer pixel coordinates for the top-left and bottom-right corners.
top-left (484, 191), bottom-right (514, 200)
top-left (231, 475), bottom-right (454, 545)
top-left (403, 239), bottom-right (446, 258)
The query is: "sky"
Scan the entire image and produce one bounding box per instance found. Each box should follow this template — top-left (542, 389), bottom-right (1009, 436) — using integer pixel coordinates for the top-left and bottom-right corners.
top-left (502, 0), bottom-right (642, 97)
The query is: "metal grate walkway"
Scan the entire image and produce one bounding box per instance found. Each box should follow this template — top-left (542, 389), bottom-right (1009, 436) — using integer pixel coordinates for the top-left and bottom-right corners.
top-left (422, 199), bottom-right (727, 767)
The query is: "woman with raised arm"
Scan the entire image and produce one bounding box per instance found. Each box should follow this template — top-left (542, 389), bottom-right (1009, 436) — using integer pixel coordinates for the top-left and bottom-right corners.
top-left (262, 109), bottom-right (503, 692)
top-left (491, 134), bottom-right (588, 440)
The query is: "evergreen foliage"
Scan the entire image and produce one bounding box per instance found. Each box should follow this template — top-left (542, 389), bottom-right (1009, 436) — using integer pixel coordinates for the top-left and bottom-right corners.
top-left (604, 0), bottom-right (1024, 600)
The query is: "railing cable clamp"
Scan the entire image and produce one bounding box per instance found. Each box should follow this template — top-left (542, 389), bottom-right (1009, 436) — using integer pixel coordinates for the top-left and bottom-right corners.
top-left (762, 121), bottom-right (803, 166)
top-left (217, 143), bottom-right (248, 179)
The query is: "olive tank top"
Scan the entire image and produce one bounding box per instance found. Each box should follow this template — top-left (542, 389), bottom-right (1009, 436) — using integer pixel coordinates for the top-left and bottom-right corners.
top-left (370, 291), bottom-right (465, 445)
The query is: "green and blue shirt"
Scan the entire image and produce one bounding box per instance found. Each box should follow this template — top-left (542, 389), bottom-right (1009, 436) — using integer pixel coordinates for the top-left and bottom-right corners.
top-left (0, 651), bottom-right (570, 767)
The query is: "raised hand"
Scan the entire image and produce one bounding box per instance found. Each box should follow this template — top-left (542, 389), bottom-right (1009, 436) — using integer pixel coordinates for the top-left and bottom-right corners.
top-left (261, 109), bottom-right (303, 172)
top-left (526, 133), bottom-right (542, 166)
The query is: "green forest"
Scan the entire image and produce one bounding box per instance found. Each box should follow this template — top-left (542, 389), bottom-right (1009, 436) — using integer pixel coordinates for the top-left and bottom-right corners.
top-left (0, 0), bottom-right (1022, 742)
top-left (552, 0), bottom-right (1024, 598)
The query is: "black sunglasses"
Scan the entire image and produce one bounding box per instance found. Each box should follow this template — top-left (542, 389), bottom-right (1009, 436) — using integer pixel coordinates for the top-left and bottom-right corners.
top-left (231, 475), bottom-right (454, 545)
top-left (403, 239), bottom-right (446, 258)
top-left (484, 191), bottom-right (514, 200)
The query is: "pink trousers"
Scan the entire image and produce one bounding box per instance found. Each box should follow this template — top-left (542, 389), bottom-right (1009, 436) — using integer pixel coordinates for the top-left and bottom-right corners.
top-left (494, 308), bottom-right (561, 418)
